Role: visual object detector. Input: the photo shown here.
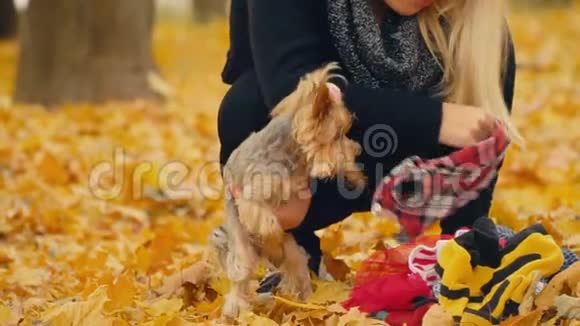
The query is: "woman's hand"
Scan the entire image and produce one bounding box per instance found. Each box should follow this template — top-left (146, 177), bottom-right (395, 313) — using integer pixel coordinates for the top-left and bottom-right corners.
top-left (229, 184), bottom-right (312, 231)
top-left (439, 102), bottom-right (497, 148)
top-left (273, 192), bottom-right (311, 230)
top-left (326, 82), bottom-right (343, 102)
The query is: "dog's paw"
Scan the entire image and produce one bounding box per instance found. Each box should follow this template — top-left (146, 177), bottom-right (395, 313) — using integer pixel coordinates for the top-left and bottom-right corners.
top-left (297, 279), bottom-right (313, 301)
top-left (279, 275), bottom-right (313, 301)
top-left (222, 292), bottom-right (250, 318)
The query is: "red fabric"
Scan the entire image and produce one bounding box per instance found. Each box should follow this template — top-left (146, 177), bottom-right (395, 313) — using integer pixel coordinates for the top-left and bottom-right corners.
top-left (385, 304), bottom-right (433, 326)
top-left (499, 238), bottom-right (507, 248)
top-left (371, 123), bottom-right (510, 239)
top-left (345, 236), bottom-right (449, 325)
top-left (353, 235), bottom-right (446, 288)
top-left (344, 236), bottom-right (444, 323)
top-left (343, 272), bottom-right (432, 313)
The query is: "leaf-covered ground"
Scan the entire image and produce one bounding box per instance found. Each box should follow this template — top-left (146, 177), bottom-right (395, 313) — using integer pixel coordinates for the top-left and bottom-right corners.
top-left (0, 6), bottom-right (579, 326)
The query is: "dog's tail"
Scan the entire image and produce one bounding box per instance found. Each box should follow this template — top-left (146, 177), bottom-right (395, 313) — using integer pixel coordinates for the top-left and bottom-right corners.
top-left (273, 63), bottom-right (366, 188)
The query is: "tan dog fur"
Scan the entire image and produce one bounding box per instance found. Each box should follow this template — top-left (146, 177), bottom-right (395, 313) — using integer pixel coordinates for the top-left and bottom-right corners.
top-left (211, 63), bottom-right (366, 317)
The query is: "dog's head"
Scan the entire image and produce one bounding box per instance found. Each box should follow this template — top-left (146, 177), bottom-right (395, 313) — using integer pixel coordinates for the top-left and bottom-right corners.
top-left (272, 63), bottom-right (366, 187)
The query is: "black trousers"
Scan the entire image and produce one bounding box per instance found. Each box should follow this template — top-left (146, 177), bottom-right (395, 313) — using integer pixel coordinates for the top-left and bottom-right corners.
top-left (217, 71), bottom-right (469, 271)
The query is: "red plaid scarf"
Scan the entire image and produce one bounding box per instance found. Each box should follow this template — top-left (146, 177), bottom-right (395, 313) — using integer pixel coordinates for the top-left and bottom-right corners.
top-left (371, 124), bottom-right (510, 238)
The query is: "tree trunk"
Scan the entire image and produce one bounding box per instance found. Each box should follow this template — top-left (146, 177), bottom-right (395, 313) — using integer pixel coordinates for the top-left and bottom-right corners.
top-left (193, 0), bottom-right (226, 23)
top-left (511, 0), bottom-right (571, 7)
top-left (14, 0), bottom-right (161, 106)
top-left (0, 0), bottom-right (17, 38)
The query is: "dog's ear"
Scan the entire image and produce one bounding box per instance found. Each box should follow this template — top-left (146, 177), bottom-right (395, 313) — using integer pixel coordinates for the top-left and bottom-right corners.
top-left (312, 83), bottom-right (332, 119)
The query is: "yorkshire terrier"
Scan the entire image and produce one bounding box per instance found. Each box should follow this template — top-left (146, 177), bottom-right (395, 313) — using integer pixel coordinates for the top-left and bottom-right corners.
top-left (210, 63), bottom-right (366, 317)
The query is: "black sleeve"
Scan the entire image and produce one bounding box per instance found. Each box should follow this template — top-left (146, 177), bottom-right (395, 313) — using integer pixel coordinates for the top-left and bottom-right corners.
top-left (441, 37), bottom-right (517, 234)
top-left (247, 0), bottom-right (330, 108)
top-left (502, 38), bottom-right (517, 111)
top-left (247, 0), bottom-right (443, 154)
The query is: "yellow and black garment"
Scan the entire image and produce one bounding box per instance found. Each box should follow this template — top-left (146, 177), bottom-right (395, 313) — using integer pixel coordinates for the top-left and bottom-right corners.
top-left (436, 217), bottom-right (564, 325)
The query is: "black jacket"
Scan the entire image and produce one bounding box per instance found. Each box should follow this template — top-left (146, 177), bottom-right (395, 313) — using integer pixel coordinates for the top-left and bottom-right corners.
top-left (219, 0), bottom-right (516, 234)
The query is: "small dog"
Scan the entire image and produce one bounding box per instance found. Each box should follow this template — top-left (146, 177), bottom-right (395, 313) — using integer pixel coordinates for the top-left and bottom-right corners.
top-left (211, 63), bottom-right (366, 317)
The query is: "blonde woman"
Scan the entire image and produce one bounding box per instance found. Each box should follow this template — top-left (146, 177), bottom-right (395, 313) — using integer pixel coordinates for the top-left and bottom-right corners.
top-left (218, 0), bottom-right (517, 273)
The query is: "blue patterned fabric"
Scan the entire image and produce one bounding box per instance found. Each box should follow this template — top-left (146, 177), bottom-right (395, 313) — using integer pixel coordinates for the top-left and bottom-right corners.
top-left (561, 248), bottom-right (579, 271)
top-left (495, 224), bottom-right (516, 239)
top-left (431, 282), bottom-right (441, 299)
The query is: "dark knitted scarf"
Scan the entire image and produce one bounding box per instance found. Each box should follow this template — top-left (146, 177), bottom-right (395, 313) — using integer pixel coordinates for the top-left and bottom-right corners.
top-left (327, 0), bottom-right (441, 92)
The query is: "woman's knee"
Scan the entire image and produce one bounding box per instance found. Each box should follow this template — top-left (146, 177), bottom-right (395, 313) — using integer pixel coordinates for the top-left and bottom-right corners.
top-left (218, 71), bottom-right (270, 165)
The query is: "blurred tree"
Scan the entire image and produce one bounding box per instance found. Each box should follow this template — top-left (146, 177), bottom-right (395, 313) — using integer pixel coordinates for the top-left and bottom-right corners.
top-left (511, 0), bottom-right (571, 7)
top-left (193, 0), bottom-right (226, 23)
top-left (0, 0), bottom-right (17, 38)
top-left (14, 0), bottom-right (162, 106)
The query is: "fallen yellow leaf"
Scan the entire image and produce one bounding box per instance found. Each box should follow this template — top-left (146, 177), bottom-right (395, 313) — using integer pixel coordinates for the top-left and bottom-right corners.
top-left (272, 295), bottom-right (326, 310)
top-left (327, 303), bottom-right (348, 314)
top-left (157, 261), bottom-right (210, 296)
top-left (141, 298), bottom-right (183, 317)
top-left (500, 308), bottom-right (544, 326)
top-left (9, 267), bottom-right (50, 287)
top-left (519, 271), bottom-right (543, 315)
top-left (308, 281), bottom-right (351, 305)
top-left (209, 277), bottom-right (230, 296)
top-left (112, 318), bottom-right (130, 326)
top-left (0, 304), bottom-right (12, 324)
top-left (41, 286), bottom-right (112, 326)
top-left (337, 307), bottom-right (386, 326)
top-left (35, 150), bottom-right (70, 185)
top-left (554, 294), bottom-right (580, 319)
top-left (135, 246), bottom-right (152, 273)
top-left (422, 304), bottom-right (454, 326)
top-left (105, 270), bottom-right (136, 312)
top-left (239, 311), bottom-right (278, 326)
top-left (195, 296), bottom-right (223, 316)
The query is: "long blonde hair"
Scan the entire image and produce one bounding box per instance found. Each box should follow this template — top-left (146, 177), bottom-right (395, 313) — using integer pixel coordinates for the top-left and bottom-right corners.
top-left (418, 0), bottom-right (523, 145)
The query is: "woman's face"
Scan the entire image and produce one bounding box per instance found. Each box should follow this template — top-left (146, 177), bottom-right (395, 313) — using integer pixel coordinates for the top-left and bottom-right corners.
top-left (383, 0), bottom-right (435, 16)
